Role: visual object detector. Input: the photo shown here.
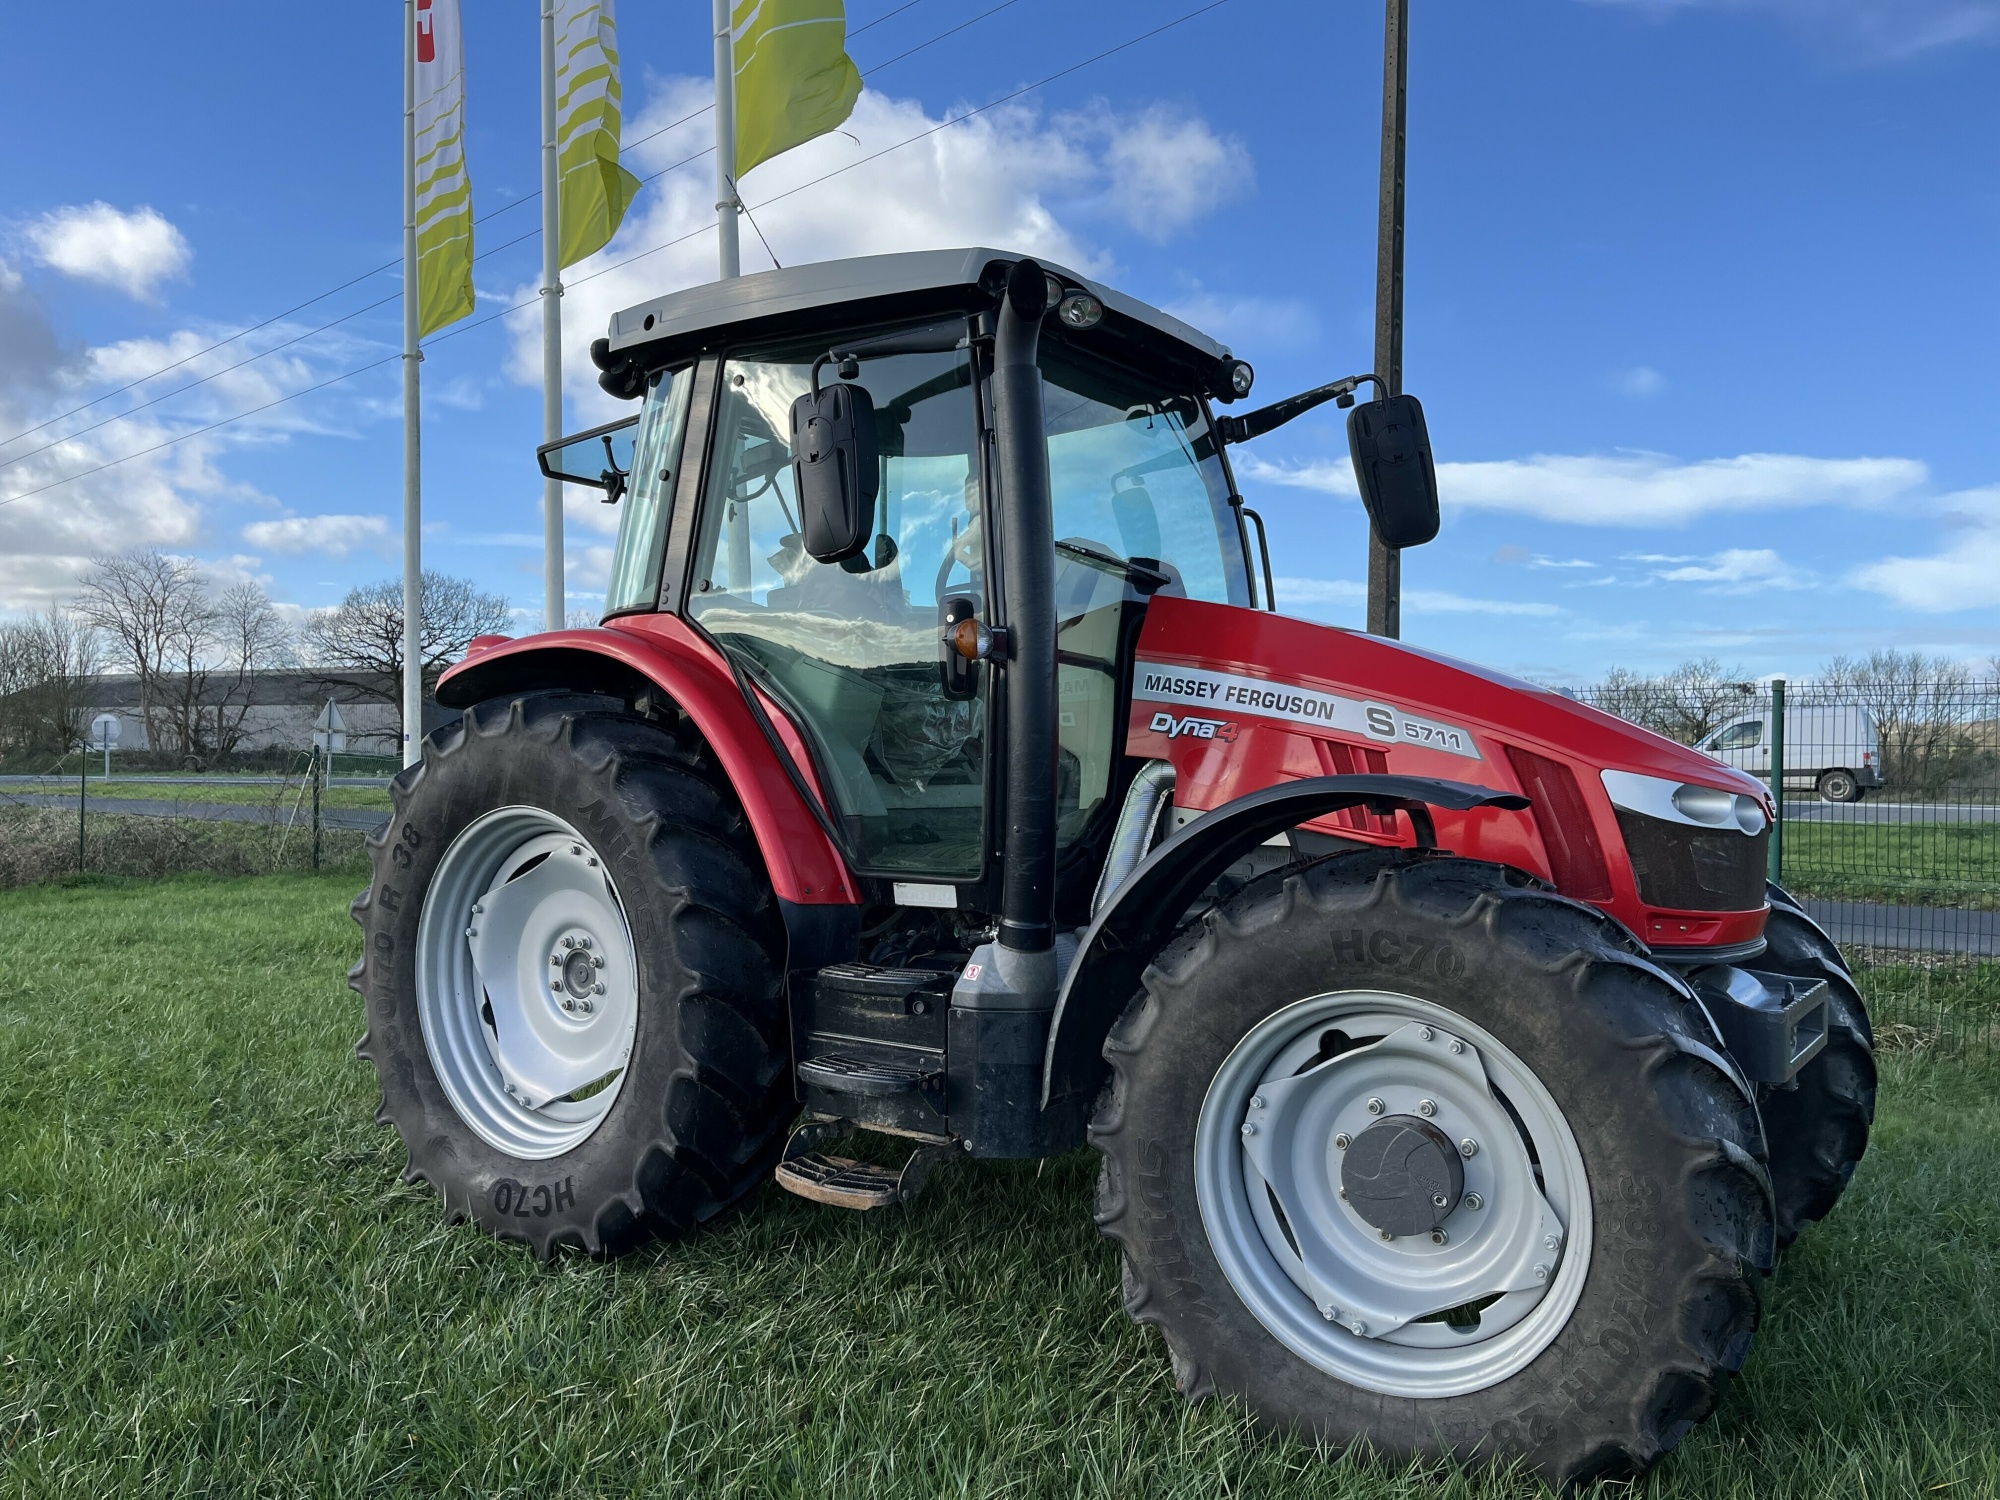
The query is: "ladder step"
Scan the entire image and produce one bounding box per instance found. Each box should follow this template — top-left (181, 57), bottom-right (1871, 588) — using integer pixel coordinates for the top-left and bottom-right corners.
top-left (774, 1152), bottom-right (907, 1209)
top-left (773, 1143), bottom-right (956, 1211)
top-left (796, 1051), bottom-right (937, 1099)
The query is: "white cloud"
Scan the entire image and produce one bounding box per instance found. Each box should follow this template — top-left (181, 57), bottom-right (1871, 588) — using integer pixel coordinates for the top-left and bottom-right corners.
top-left (1611, 364), bottom-right (1665, 397)
top-left (1080, 103), bottom-right (1253, 242)
top-left (1164, 288), bottom-right (1319, 353)
top-left (1849, 486), bottom-right (2000, 611)
top-left (1275, 576), bottom-right (1561, 617)
top-left (1242, 450), bottom-right (1925, 527)
top-left (515, 82), bottom-right (1246, 412)
top-left (21, 202), bottom-right (192, 300)
top-left (1630, 546), bottom-right (1806, 589)
top-left (1579, 0), bottom-right (2000, 59)
top-left (241, 513), bottom-right (390, 557)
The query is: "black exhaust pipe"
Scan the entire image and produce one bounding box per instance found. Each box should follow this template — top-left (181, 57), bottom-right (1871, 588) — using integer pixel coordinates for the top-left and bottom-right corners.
top-left (992, 259), bottom-right (1057, 959)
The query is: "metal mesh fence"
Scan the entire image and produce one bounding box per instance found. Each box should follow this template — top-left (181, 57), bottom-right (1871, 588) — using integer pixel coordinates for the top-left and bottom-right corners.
top-left (1573, 678), bottom-right (2000, 1054)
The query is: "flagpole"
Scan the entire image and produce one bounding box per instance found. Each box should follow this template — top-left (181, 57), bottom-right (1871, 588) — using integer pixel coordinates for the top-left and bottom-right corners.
top-left (401, 0), bottom-right (424, 768)
top-left (712, 0), bottom-right (741, 279)
top-left (540, 2), bottom-right (565, 630)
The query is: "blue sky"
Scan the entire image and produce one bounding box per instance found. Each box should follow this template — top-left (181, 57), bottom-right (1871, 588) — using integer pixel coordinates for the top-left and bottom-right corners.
top-left (1, 0), bottom-right (1995, 683)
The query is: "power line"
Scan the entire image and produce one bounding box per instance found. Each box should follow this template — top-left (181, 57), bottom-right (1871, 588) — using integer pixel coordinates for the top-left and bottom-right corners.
top-left (0, 0), bottom-right (1231, 514)
top-left (0, 0), bottom-right (988, 456)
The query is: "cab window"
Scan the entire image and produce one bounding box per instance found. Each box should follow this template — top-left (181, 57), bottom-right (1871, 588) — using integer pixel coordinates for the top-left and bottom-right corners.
top-left (603, 366), bottom-right (694, 616)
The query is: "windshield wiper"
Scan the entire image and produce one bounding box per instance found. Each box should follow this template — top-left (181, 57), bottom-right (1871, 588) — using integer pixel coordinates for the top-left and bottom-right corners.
top-left (1055, 540), bottom-right (1171, 593)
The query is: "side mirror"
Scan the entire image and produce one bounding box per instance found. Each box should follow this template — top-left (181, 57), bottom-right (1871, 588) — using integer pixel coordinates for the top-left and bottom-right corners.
top-left (790, 367), bottom-right (879, 564)
top-left (1346, 394), bottom-right (1440, 549)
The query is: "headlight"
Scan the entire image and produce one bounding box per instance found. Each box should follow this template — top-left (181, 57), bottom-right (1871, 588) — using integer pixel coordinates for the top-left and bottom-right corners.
top-left (1601, 769), bottom-right (1766, 836)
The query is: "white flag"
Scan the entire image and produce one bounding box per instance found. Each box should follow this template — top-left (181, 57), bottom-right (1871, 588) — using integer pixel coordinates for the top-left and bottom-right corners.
top-left (414, 0), bottom-right (474, 335)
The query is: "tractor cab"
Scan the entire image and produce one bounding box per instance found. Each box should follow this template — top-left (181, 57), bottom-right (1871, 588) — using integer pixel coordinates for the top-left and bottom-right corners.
top-left (362, 250), bottom-right (1872, 1488)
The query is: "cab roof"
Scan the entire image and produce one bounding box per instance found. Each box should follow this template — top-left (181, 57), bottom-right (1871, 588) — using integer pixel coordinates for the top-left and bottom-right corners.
top-left (595, 248), bottom-right (1238, 397)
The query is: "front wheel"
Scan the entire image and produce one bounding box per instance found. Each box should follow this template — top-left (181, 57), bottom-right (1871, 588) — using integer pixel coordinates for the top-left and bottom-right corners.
top-left (1817, 769), bottom-right (1861, 803)
top-left (1092, 852), bottom-right (1773, 1488)
top-left (352, 691), bottom-right (795, 1259)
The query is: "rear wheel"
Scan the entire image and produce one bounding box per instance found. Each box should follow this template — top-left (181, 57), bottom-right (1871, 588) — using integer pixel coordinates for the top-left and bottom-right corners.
top-left (1092, 851), bottom-right (1772, 1487)
top-left (1757, 888), bottom-right (1876, 1248)
top-left (353, 691), bottom-right (794, 1258)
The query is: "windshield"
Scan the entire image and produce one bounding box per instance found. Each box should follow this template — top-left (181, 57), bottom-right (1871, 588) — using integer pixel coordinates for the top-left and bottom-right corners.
top-left (603, 365), bottom-right (694, 615)
top-left (1039, 340), bottom-right (1252, 608)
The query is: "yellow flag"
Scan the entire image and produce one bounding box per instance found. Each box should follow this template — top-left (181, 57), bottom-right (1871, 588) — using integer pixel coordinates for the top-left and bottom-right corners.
top-left (556, 0), bottom-right (643, 268)
top-left (414, 0), bottom-right (474, 336)
top-left (731, 0), bottom-right (862, 182)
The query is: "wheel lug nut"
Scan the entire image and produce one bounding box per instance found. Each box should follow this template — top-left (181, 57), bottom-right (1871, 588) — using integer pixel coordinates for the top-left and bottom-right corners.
top-left (562, 998), bottom-right (575, 1012)
top-left (550, 980), bottom-right (561, 993)
top-left (551, 955), bottom-right (562, 966)
top-left (593, 983), bottom-right (605, 995)
top-left (1351, 1321), bottom-right (1368, 1336)
top-left (1545, 1234), bottom-right (1561, 1250)
top-left (592, 955), bottom-right (604, 969)
top-left (1417, 1098), bottom-right (1437, 1118)
top-left (578, 999), bottom-right (594, 1015)
top-left (1449, 1040), bottom-right (1464, 1055)
top-left (1533, 1264), bottom-right (1549, 1281)
top-left (563, 936), bottom-right (576, 949)
top-left (1378, 1229), bottom-right (1393, 1241)
top-left (1241, 1122), bottom-right (1258, 1137)
top-left (1334, 1132), bottom-right (1351, 1150)
top-left (1366, 1097), bottom-right (1385, 1115)
top-left (1418, 1026), bottom-right (1433, 1041)
top-left (579, 936), bottom-right (592, 950)
top-left (466, 927), bottom-right (477, 938)
top-left (1249, 1095), bottom-right (1265, 1110)
top-left (1431, 1229), bottom-right (1448, 1245)
top-left (1459, 1138), bottom-right (1478, 1158)
top-left (1431, 1193), bottom-right (1448, 1208)
top-left (571, 844), bottom-right (582, 855)
top-left (1464, 1193), bottom-right (1483, 1210)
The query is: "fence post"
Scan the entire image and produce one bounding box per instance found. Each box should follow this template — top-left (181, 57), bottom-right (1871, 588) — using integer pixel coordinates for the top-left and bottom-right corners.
top-left (77, 746), bottom-right (86, 875)
top-left (1768, 677), bottom-right (1785, 885)
top-left (311, 747), bottom-right (323, 872)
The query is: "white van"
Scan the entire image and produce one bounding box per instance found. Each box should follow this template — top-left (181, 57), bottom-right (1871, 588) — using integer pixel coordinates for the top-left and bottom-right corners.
top-left (1695, 705), bottom-right (1883, 802)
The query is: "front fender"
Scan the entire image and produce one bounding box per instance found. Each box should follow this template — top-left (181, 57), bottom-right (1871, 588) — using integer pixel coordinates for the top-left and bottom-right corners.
top-left (436, 618), bottom-right (857, 907)
top-left (1039, 774), bottom-right (1529, 1108)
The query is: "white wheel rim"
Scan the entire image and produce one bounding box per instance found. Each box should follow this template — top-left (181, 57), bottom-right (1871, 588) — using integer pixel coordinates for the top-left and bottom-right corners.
top-left (1195, 990), bottom-right (1593, 1398)
top-left (416, 806), bottom-right (640, 1160)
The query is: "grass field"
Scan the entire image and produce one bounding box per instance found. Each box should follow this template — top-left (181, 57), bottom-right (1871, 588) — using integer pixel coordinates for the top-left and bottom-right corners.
top-left (1, 875), bottom-right (1997, 1497)
top-left (1782, 818), bottom-right (2000, 908)
top-left (7, 775), bottom-right (393, 813)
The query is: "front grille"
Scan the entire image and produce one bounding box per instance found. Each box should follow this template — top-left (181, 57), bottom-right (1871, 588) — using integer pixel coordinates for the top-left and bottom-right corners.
top-left (1615, 808), bottom-right (1768, 911)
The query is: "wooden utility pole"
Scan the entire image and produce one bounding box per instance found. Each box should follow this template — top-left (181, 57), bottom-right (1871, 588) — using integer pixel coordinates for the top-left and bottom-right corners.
top-left (1368, 0), bottom-right (1409, 639)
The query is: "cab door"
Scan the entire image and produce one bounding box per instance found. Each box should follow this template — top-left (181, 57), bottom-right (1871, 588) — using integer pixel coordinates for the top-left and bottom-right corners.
top-left (681, 328), bottom-right (991, 882)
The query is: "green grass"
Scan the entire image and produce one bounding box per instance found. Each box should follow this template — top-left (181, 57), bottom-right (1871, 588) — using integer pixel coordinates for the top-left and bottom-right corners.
top-left (1, 875), bottom-right (1997, 1497)
top-left (1781, 819), bottom-right (2000, 908)
top-left (16, 775), bottom-right (394, 813)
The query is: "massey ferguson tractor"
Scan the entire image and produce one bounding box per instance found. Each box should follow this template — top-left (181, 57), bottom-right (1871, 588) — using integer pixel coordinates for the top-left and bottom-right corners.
top-left (352, 250), bottom-right (1874, 1485)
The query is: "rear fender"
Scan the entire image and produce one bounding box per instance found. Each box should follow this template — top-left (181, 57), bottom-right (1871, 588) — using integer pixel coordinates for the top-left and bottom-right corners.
top-left (1040, 773), bottom-right (1530, 1109)
top-left (436, 620), bottom-right (858, 908)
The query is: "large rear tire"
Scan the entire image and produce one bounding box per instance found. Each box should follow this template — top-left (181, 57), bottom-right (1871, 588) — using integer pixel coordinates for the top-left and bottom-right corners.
top-left (1092, 850), bottom-right (1773, 1488)
top-left (352, 691), bottom-right (794, 1259)
top-left (1756, 888), bottom-right (1876, 1248)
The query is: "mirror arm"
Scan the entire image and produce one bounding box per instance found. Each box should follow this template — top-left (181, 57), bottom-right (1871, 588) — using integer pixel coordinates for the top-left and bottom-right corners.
top-left (1215, 372), bottom-right (1383, 445)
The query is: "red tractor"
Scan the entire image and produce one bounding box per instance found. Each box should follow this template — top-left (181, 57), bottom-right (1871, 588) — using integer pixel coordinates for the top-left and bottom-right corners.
top-left (353, 251), bottom-right (1874, 1485)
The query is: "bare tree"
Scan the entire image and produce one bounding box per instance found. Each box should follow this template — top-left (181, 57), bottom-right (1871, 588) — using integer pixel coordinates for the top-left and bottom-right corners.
top-left (0, 609), bottom-right (102, 756)
top-left (75, 549), bottom-right (219, 757)
top-left (205, 582), bottom-right (295, 757)
top-left (1583, 658), bottom-right (1757, 745)
top-left (1820, 650), bottom-right (1981, 795)
top-left (301, 571), bottom-right (513, 711)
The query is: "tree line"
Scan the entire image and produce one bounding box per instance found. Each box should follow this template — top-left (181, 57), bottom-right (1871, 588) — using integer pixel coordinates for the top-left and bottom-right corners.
top-left (0, 549), bottom-right (510, 762)
top-left (1579, 653), bottom-right (2000, 795)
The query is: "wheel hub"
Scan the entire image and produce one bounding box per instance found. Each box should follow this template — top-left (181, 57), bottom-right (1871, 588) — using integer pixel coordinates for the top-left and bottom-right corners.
top-left (416, 808), bottom-right (641, 1159)
top-left (1341, 1114), bottom-right (1463, 1237)
top-left (1197, 992), bottom-right (1592, 1397)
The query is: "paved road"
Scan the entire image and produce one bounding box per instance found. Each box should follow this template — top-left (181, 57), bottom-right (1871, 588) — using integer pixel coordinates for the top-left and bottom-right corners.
top-left (1799, 898), bottom-right (1998, 958)
top-left (1782, 799), bottom-right (2000, 824)
top-left (0, 789), bottom-right (389, 833)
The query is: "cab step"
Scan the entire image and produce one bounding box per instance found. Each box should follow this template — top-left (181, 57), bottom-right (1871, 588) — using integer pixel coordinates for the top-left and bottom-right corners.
top-left (773, 1121), bottom-right (955, 1210)
top-left (796, 1051), bottom-right (945, 1103)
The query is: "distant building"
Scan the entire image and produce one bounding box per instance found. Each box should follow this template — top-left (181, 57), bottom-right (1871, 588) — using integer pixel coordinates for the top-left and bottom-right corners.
top-left (78, 671), bottom-right (457, 758)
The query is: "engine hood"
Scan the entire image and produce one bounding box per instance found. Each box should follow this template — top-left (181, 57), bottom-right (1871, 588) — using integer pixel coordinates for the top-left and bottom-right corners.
top-left (1130, 598), bottom-right (1768, 801)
